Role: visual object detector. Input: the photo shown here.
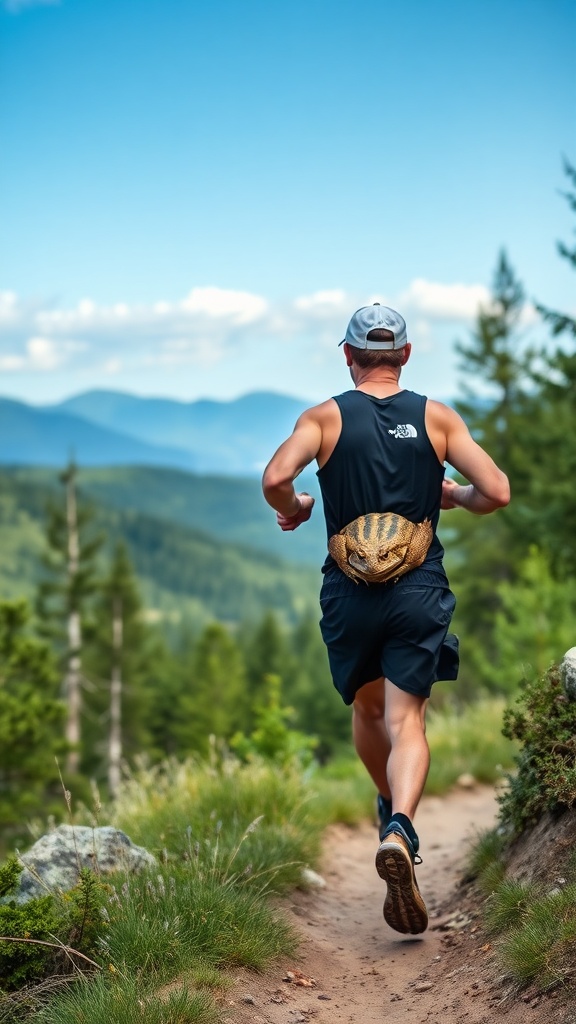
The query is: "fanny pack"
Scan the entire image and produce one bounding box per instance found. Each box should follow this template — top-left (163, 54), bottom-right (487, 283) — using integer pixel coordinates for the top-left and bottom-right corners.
top-left (328, 512), bottom-right (433, 585)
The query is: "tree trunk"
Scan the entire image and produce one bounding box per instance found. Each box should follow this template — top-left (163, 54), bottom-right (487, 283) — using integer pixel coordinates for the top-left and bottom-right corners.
top-left (65, 469), bottom-right (82, 776)
top-left (108, 598), bottom-right (123, 800)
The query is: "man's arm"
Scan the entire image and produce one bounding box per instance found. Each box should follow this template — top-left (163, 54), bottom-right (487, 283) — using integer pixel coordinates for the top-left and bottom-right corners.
top-left (440, 406), bottom-right (510, 514)
top-left (262, 410), bottom-right (322, 530)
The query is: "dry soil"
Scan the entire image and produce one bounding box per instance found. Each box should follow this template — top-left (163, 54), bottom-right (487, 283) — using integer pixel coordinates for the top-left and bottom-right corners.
top-left (221, 786), bottom-right (575, 1024)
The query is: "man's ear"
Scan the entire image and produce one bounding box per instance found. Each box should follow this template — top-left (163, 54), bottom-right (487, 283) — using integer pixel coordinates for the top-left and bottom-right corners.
top-left (401, 343), bottom-right (412, 365)
top-left (343, 342), bottom-right (355, 367)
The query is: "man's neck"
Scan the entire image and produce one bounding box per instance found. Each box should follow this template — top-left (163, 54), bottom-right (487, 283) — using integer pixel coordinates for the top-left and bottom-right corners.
top-left (353, 368), bottom-right (402, 395)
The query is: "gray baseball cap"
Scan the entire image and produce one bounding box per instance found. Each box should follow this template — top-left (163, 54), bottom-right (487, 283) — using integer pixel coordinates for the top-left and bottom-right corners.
top-left (339, 303), bottom-right (407, 350)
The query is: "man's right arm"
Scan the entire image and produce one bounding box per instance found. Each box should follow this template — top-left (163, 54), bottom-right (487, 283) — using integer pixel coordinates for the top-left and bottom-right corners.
top-left (439, 406), bottom-right (510, 514)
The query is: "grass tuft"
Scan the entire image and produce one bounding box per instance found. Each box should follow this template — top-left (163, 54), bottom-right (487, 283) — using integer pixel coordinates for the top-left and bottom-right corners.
top-left (498, 884), bottom-right (576, 989)
top-left (35, 974), bottom-right (219, 1024)
top-left (484, 879), bottom-right (540, 935)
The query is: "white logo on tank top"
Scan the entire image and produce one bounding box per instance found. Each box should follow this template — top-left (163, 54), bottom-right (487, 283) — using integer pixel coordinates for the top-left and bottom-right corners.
top-left (388, 424), bottom-right (418, 438)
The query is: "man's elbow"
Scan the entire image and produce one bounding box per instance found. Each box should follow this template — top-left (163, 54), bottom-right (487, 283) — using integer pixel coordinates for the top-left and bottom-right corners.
top-left (262, 465), bottom-right (290, 497)
top-left (492, 475), bottom-right (511, 509)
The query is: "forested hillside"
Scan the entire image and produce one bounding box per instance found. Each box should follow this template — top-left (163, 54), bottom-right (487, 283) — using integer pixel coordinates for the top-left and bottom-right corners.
top-left (0, 471), bottom-right (320, 624)
top-left (0, 464), bottom-right (326, 566)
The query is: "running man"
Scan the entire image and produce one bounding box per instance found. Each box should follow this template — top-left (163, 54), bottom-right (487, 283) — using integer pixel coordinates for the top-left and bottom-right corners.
top-left (262, 303), bottom-right (510, 935)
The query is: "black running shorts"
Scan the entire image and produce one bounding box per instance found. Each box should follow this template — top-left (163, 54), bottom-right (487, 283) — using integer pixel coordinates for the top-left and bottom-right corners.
top-left (319, 564), bottom-right (459, 704)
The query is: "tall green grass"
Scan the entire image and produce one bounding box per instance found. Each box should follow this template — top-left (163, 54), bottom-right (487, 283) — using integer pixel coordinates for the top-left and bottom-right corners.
top-left (426, 698), bottom-right (517, 793)
top-left (35, 975), bottom-right (219, 1024)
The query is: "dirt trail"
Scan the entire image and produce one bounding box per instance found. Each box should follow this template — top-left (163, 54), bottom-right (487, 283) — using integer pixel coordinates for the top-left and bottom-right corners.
top-left (224, 787), bottom-right (570, 1024)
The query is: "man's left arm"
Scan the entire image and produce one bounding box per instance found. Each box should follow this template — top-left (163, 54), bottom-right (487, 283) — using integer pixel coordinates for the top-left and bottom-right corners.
top-left (262, 411), bottom-right (322, 531)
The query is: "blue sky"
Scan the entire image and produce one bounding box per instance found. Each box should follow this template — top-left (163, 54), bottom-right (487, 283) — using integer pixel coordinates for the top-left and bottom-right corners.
top-left (0, 0), bottom-right (574, 406)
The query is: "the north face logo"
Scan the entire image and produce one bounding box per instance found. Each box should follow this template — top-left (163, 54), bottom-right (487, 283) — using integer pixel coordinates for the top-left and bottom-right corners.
top-left (388, 424), bottom-right (418, 438)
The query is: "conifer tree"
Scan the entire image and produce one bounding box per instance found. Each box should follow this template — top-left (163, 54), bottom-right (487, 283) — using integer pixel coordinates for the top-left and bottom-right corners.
top-left (85, 543), bottom-right (151, 794)
top-left (36, 462), bottom-right (102, 777)
top-left (528, 159), bottom-right (576, 573)
top-left (0, 600), bottom-right (67, 848)
top-left (446, 252), bottom-right (529, 693)
top-left (173, 622), bottom-right (246, 755)
top-left (287, 614), bottom-right (350, 760)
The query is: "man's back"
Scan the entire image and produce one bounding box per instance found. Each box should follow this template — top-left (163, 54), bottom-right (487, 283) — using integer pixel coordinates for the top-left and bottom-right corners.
top-left (316, 389), bottom-right (445, 570)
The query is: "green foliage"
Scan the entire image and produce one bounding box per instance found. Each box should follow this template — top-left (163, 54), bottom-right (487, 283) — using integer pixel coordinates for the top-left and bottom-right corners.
top-left (0, 891), bottom-right (63, 992)
top-left (484, 878), bottom-right (540, 935)
top-left (82, 543), bottom-right (155, 779)
top-left (500, 665), bottom-right (576, 833)
top-left (424, 699), bottom-right (517, 794)
top-left (231, 673), bottom-right (317, 768)
top-left (35, 975), bottom-right (218, 1024)
top-left (35, 461), bottom-right (103, 649)
top-left (107, 756), bottom-right (322, 889)
top-left (287, 614), bottom-right (351, 760)
top-left (0, 858), bottom-right (23, 899)
top-left (172, 622), bottom-right (248, 757)
top-left (0, 467), bottom-right (319, 627)
top-left (0, 600), bottom-right (67, 848)
top-left (464, 827), bottom-right (507, 886)
top-left (102, 864), bottom-right (297, 980)
top-left (498, 883), bottom-right (576, 990)
top-left (0, 866), bottom-right (109, 993)
top-left (471, 547), bottom-right (576, 693)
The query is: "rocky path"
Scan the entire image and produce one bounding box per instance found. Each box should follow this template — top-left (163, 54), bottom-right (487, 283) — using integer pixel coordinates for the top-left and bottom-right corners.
top-left (223, 787), bottom-right (569, 1024)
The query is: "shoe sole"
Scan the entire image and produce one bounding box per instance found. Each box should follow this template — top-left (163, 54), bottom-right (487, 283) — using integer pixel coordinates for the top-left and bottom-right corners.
top-left (375, 838), bottom-right (428, 935)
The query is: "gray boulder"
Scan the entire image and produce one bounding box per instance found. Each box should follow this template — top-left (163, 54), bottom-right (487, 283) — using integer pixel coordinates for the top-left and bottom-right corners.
top-left (560, 647), bottom-right (576, 701)
top-left (11, 825), bottom-right (156, 903)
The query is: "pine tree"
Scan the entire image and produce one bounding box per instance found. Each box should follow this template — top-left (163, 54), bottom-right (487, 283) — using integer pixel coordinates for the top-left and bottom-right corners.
top-left (535, 158), bottom-right (576, 340)
top-left (446, 252), bottom-right (529, 693)
top-left (287, 614), bottom-right (350, 761)
top-left (36, 462), bottom-right (102, 777)
top-left (173, 622), bottom-right (247, 755)
top-left (241, 610), bottom-right (294, 721)
top-left (0, 600), bottom-right (67, 850)
top-left (528, 159), bottom-right (576, 573)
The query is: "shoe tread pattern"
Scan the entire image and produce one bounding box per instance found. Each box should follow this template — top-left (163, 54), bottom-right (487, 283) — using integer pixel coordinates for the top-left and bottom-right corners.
top-left (375, 835), bottom-right (428, 935)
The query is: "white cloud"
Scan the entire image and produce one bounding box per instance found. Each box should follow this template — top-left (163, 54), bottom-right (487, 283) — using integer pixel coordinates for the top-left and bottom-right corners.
top-left (0, 335), bottom-right (84, 372)
top-left (398, 279), bottom-right (490, 320)
top-left (181, 287), bottom-right (268, 324)
top-left (1, 278), bottom-right (529, 377)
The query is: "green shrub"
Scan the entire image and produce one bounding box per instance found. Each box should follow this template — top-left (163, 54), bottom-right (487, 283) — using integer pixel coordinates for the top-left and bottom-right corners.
top-left (0, 862), bottom-right (109, 993)
top-left (500, 666), bottom-right (576, 833)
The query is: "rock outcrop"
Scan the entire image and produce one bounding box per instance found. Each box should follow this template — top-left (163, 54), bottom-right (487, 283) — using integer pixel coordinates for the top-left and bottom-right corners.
top-left (11, 825), bottom-right (155, 903)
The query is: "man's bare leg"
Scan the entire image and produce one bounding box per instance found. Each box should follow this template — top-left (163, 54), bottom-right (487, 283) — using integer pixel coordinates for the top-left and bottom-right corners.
top-left (352, 676), bottom-right (429, 815)
top-left (374, 678), bottom-right (430, 934)
top-left (352, 677), bottom-right (391, 800)
top-left (383, 678), bottom-right (429, 819)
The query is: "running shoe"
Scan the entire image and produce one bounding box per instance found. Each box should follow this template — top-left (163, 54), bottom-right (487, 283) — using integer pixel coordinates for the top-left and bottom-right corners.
top-left (375, 822), bottom-right (428, 935)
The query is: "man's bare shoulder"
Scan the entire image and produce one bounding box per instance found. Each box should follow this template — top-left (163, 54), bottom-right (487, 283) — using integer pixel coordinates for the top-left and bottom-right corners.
top-left (297, 397), bottom-right (339, 425)
top-left (426, 398), bottom-right (463, 427)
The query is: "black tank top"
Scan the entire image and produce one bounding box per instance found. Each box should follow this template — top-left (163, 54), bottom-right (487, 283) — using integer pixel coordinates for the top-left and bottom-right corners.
top-left (317, 389), bottom-right (445, 573)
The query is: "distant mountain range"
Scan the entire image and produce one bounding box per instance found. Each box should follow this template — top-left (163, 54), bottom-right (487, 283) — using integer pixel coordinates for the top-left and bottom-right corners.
top-left (0, 390), bottom-right (309, 475)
